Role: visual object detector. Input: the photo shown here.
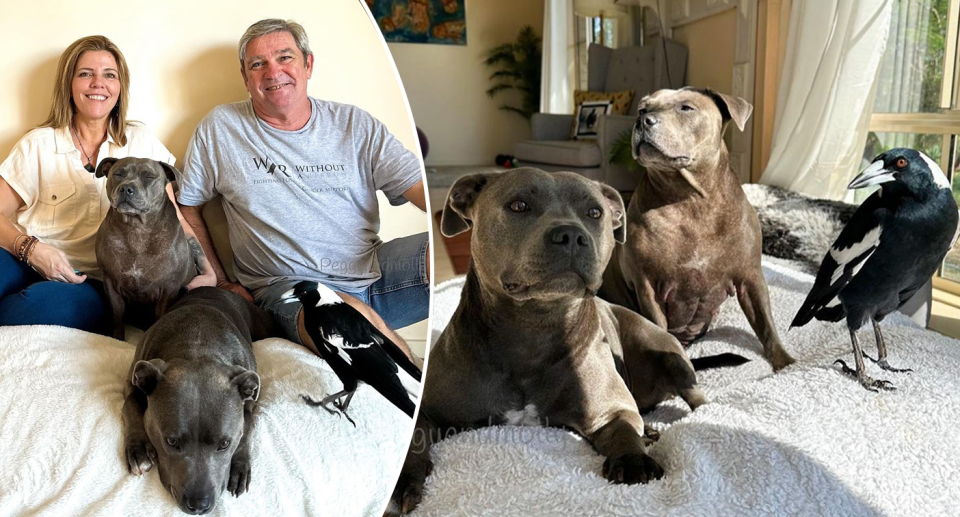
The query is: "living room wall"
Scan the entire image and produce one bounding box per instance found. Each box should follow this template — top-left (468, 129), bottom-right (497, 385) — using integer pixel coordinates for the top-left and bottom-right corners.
top-left (1, 0), bottom-right (430, 351)
top-left (671, 8), bottom-right (738, 95)
top-left (0, 0), bottom-right (427, 247)
top-left (388, 0), bottom-right (546, 167)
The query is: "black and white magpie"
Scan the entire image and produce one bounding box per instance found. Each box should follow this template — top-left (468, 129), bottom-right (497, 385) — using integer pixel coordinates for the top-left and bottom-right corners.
top-left (280, 281), bottom-right (422, 424)
top-left (791, 148), bottom-right (959, 391)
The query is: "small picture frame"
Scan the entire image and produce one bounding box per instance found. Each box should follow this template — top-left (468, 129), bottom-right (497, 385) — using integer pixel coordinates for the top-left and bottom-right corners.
top-left (573, 100), bottom-right (613, 140)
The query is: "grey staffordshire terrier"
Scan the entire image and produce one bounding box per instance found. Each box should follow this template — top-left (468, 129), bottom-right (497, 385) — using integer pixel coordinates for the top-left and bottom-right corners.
top-left (122, 286), bottom-right (274, 515)
top-left (95, 157), bottom-right (205, 340)
top-left (600, 87), bottom-right (795, 371)
top-left (386, 169), bottom-right (706, 515)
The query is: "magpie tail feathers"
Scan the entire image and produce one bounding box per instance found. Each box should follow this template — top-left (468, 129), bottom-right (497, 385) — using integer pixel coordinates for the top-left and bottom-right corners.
top-left (791, 299), bottom-right (820, 328)
top-left (366, 374), bottom-right (418, 417)
top-left (374, 328), bottom-right (423, 381)
top-left (814, 305), bottom-right (846, 322)
top-left (791, 294), bottom-right (847, 328)
top-left (691, 353), bottom-right (750, 370)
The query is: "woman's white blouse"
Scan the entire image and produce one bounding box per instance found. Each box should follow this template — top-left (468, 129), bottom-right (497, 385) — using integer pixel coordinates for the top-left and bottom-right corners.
top-left (0, 123), bottom-right (176, 279)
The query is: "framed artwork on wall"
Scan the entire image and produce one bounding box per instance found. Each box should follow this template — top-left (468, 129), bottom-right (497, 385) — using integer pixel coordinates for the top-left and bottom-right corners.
top-left (367, 0), bottom-right (467, 45)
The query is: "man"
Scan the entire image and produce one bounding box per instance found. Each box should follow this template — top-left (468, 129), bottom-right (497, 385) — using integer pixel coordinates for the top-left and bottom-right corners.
top-left (176, 19), bottom-right (429, 361)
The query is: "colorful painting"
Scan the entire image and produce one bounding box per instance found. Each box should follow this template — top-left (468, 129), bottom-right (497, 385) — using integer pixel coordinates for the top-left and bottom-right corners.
top-left (366, 0), bottom-right (467, 45)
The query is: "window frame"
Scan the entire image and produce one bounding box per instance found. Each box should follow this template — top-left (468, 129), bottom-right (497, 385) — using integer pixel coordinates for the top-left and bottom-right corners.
top-left (865, 0), bottom-right (960, 294)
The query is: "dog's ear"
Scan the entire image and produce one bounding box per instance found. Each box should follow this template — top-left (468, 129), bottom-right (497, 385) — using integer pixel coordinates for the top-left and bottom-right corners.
top-left (132, 359), bottom-right (168, 395)
top-left (95, 157), bottom-right (119, 178)
top-left (441, 173), bottom-right (499, 237)
top-left (599, 184), bottom-right (626, 244)
top-left (158, 162), bottom-right (180, 183)
top-left (703, 89), bottom-right (752, 132)
top-left (231, 370), bottom-right (261, 402)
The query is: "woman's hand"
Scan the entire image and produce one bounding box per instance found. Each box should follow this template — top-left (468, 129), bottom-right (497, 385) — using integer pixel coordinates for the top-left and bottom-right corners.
top-left (28, 242), bottom-right (86, 283)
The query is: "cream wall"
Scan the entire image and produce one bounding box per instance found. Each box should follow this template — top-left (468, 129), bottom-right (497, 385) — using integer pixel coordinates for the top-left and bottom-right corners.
top-left (672, 8), bottom-right (738, 95)
top-left (0, 0), bottom-right (426, 242)
top-left (387, 0), bottom-right (545, 166)
top-left (0, 0), bottom-right (429, 351)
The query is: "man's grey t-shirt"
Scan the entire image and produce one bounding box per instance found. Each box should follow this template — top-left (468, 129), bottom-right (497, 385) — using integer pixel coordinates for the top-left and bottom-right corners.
top-left (176, 98), bottom-right (422, 293)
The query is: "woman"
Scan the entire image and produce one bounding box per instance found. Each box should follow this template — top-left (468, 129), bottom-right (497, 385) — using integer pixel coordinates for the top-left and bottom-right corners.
top-left (0, 35), bottom-right (215, 333)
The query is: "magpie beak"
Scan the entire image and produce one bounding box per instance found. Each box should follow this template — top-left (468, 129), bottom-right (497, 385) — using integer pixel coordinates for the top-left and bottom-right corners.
top-left (848, 160), bottom-right (896, 190)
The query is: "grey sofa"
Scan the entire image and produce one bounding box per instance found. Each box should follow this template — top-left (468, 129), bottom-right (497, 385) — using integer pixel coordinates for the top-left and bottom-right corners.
top-left (514, 38), bottom-right (687, 192)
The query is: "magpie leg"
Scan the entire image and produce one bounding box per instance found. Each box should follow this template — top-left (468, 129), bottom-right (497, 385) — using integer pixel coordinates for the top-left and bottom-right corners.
top-left (333, 391), bottom-right (357, 428)
top-left (301, 389), bottom-right (352, 417)
top-left (861, 320), bottom-right (913, 373)
top-left (834, 329), bottom-right (895, 392)
top-left (334, 390), bottom-right (356, 412)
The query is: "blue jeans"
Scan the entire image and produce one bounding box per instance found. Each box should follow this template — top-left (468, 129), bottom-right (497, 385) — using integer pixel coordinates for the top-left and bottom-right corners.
top-left (256, 232), bottom-right (430, 344)
top-left (0, 250), bottom-right (108, 334)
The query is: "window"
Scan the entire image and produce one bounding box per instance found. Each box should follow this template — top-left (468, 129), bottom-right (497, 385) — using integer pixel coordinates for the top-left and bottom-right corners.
top-left (862, 0), bottom-right (960, 291)
top-left (575, 13), bottom-right (619, 90)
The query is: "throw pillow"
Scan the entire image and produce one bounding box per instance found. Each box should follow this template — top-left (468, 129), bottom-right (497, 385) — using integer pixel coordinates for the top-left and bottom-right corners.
top-left (569, 90), bottom-right (634, 139)
top-left (573, 89), bottom-right (635, 115)
top-left (572, 100), bottom-right (613, 140)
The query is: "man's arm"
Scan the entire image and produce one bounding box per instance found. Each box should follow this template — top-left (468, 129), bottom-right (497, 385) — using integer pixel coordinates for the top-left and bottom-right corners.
top-left (401, 180), bottom-right (426, 212)
top-left (165, 184), bottom-right (216, 289)
top-left (179, 203), bottom-right (253, 302)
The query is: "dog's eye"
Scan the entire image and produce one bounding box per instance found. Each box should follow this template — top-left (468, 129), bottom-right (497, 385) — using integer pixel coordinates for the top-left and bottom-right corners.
top-left (587, 207), bottom-right (603, 219)
top-left (217, 439), bottom-right (230, 451)
top-left (896, 157), bottom-right (908, 168)
top-left (165, 437), bottom-right (180, 449)
top-left (509, 200), bottom-right (529, 213)
top-left (680, 105), bottom-right (695, 112)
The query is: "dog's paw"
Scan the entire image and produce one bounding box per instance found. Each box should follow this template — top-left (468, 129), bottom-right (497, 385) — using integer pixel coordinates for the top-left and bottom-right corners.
top-left (641, 424), bottom-right (661, 446)
top-left (124, 436), bottom-right (156, 476)
top-left (228, 455), bottom-right (252, 497)
top-left (384, 471), bottom-right (427, 516)
top-left (602, 452), bottom-right (664, 484)
top-left (769, 349), bottom-right (796, 372)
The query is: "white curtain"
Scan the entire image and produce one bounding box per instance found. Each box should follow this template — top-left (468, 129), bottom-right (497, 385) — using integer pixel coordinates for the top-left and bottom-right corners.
top-left (759, 0), bottom-right (893, 200)
top-left (541, 0), bottom-right (576, 114)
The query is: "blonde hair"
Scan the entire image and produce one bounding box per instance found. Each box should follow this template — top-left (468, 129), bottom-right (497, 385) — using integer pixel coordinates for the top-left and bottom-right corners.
top-left (40, 35), bottom-right (130, 146)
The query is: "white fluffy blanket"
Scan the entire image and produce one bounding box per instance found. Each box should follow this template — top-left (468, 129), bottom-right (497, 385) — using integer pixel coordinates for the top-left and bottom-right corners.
top-left (0, 330), bottom-right (410, 516)
top-left (416, 259), bottom-right (960, 516)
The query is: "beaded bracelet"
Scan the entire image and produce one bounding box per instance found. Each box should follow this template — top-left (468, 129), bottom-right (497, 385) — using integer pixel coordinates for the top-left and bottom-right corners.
top-left (16, 235), bottom-right (31, 261)
top-left (12, 233), bottom-right (25, 254)
top-left (17, 236), bottom-right (38, 263)
top-left (24, 237), bottom-right (40, 264)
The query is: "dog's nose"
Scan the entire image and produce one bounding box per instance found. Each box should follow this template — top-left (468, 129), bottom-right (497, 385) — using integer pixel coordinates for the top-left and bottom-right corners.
top-left (643, 114), bottom-right (659, 127)
top-left (184, 495), bottom-right (213, 514)
top-left (547, 225), bottom-right (589, 250)
top-left (122, 185), bottom-right (136, 197)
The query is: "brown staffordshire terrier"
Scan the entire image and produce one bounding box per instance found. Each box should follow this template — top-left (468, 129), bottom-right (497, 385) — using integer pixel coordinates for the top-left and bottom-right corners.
top-left (600, 88), bottom-right (795, 371)
top-left (386, 169), bottom-right (707, 515)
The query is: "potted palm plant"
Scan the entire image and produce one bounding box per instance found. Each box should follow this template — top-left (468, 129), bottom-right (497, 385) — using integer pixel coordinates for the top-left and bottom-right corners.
top-left (484, 25), bottom-right (542, 120)
top-left (609, 129), bottom-right (642, 172)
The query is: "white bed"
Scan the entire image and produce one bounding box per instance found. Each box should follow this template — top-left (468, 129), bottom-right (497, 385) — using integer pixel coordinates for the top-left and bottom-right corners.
top-left (414, 259), bottom-right (960, 516)
top-left (0, 191), bottom-right (428, 517)
top-left (0, 327), bottom-right (412, 516)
